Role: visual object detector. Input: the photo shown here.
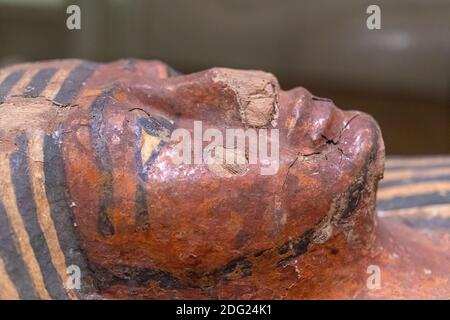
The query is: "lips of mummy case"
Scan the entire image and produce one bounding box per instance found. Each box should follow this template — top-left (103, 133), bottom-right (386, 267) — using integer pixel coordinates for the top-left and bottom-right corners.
top-left (0, 59), bottom-right (448, 299)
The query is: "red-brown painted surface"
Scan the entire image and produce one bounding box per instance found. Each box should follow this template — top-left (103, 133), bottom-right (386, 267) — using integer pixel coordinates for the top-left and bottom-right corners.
top-left (0, 59), bottom-right (448, 299)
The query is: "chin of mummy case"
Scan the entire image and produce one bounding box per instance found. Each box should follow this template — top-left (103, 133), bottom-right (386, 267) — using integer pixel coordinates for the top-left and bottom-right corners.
top-left (0, 59), bottom-right (448, 299)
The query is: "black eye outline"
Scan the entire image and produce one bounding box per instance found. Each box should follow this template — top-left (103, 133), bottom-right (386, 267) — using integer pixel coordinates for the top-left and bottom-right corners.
top-left (135, 115), bottom-right (175, 182)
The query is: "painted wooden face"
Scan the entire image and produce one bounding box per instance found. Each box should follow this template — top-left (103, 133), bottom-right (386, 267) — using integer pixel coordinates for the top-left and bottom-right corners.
top-left (0, 59), bottom-right (384, 298)
top-left (54, 62), bottom-right (384, 293)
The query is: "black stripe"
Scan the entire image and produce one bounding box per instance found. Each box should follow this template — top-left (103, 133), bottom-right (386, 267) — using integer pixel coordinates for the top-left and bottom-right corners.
top-left (90, 264), bottom-right (187, 290)
top-left (133, 123), bottom-right (149, 229)
top-left (138, 116), bottom-right (174, 137)
top-left (134, 125), bottom-right (145, 181)
top-left (385, 216), bottom-right (450, 230)
top-left (43, 130), bottom-right (94, 297)
top-left (0, 69), bottom-right (25, 103)
top-left (377, 192), bottom-right (450, 211)
top-left (380, 174), bottom-right (450, 188)
top-left (0, 199), bottom-right (39, 299)
top-left (135, 183), bottom-right (149, 230)
top-left (53, 62), bottom-right (96, 106)
top-left (10, 134), bottom-right (69, 299)
top-left (23, 68), bottom-right (57, 98)
top-left (89, 90), bottom-right (115, 236)
top-left (277, 229), bottom-right (314, 268)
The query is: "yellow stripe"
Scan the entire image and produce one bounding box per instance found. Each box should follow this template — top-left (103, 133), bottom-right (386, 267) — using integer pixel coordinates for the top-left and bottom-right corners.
top-left (386, 157), bottom-right (450, 168)
top-left (379, 204), bottom-right (450, 219)
top-left (0, 256), bottom-right (20, 300)
top-left (41, 64), bottom-right (76, 100)
top-left (27, 132), bottom-right (77, 299)
top-left (0, 153), bottom-right (51, 299)
top-left (383, 167), bottom-right (450, 181)
top-left (9, 68), bottom-right (37, 97)
top-left (377, 181), bottom-right (450, 200)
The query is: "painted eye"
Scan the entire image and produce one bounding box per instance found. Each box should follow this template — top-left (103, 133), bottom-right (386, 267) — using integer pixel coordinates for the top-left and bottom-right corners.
top-left (135, 116), bottom-right (174, 181)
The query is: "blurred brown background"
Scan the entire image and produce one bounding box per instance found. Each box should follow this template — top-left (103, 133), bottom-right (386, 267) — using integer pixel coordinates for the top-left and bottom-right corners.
top-left (0, 0), bottom-right (448, 155)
